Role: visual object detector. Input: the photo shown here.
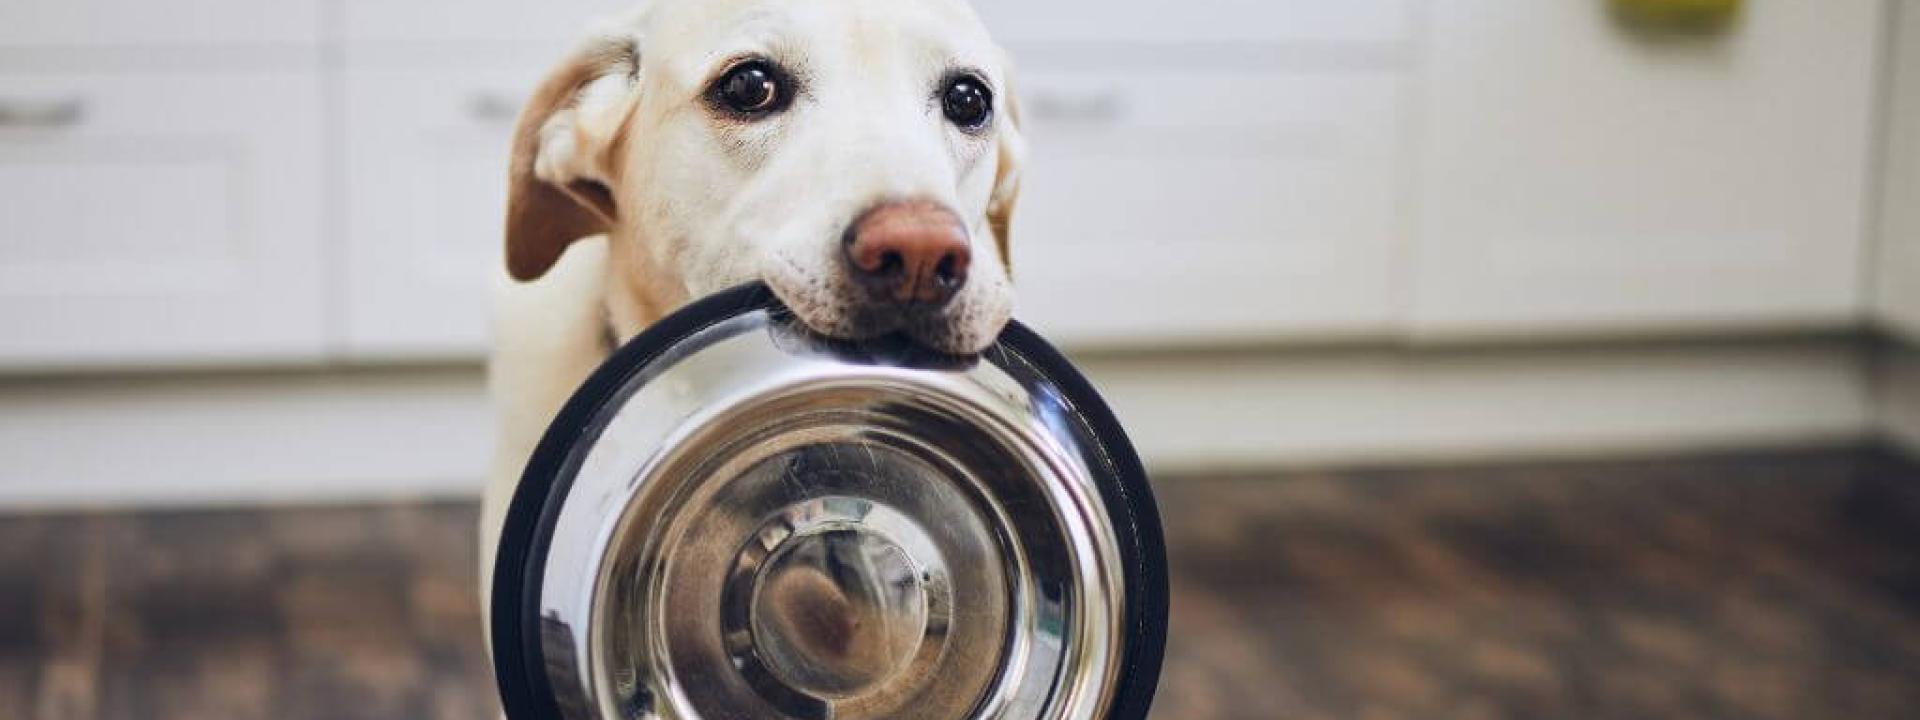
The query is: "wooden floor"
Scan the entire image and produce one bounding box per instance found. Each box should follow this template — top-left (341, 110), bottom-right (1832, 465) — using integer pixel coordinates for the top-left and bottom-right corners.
top-left (1, 447), bottom-right (1916, 719)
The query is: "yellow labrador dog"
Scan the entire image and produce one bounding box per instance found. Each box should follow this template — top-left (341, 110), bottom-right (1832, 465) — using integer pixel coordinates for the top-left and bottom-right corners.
top-left (481, 0), bottom-right (1025, 629)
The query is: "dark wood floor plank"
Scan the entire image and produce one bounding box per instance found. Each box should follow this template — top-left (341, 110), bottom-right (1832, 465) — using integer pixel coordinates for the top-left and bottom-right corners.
top-left (0, 447), bottom-right (1913, 719)
top-left (1148, 448), bottom-right (1920, 720)
top-left (35, 518), bottom-right (109, 720)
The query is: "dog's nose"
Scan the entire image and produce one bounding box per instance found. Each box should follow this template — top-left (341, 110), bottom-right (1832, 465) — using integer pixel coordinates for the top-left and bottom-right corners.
top-left (844, 201), bottom-right (971, 307)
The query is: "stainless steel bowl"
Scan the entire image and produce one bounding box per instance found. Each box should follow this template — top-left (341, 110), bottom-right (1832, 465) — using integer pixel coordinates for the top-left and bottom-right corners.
top-left (492, 283), bottom-right (1166, 720)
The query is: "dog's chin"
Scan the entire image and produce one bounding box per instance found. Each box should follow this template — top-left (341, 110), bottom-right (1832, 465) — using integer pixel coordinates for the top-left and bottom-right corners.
top-left (901, 292), bottom-right (1010, 354)
top-left (761, 274), bottom-right (1009, 355)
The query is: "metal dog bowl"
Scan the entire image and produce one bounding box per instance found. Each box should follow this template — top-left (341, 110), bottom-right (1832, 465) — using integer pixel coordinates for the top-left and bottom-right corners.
top-left (492, 283), bottom-right (1166, 720)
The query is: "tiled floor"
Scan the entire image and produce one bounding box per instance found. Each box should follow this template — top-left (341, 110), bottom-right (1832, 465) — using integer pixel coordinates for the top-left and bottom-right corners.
top-left (1, 447), bottom-right (1916, 719)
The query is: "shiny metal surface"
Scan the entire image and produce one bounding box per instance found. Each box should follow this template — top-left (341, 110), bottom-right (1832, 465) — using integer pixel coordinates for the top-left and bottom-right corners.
top-left (535, 311), bottom-right (1127, 720)
top-left (732, 497), bottom-right (947, 702)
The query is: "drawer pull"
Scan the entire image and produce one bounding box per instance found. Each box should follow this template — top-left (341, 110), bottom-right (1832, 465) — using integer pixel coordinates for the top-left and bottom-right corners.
top-left (0, 98), bottom-right (85, 128)
top-left (1026, 91), bottom-right (1125, 125)
top-left (467, 93), bottom-right (524, 123)
top-left (1611, 0), bottom-right (1742, 36)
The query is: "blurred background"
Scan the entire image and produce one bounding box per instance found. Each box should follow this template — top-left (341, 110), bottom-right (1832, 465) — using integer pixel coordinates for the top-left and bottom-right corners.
top-left (1, 0), bottom-right (1917, 718)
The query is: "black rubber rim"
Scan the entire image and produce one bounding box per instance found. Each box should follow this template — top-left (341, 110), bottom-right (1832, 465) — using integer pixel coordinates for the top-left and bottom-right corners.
top-left (492, 282), bottom-right (1166, 720)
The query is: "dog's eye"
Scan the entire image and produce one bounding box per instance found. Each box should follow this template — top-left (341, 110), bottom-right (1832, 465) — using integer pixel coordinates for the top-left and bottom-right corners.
top-left (712, 61), bottom-right (787, 116)
top-left (941, 76), bottom-right (993, 130)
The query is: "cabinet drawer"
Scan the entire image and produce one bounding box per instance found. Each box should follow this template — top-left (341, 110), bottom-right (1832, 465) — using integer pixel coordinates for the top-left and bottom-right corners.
top-left (972, 0), bottom-right (1414, 48)
top-left (341, 65), bottom-right (541, 357)
top-left (345, 0), bottom-right (1414, 52)
top-left (0, 0), bottom-right (320, 49)
top-left (1410, 0), bottom-right (1882, 337)
top-left (342, 0), bottom-right (636, 47)
top-left (1009, 69), bottom-right (1406, 345)
top-left (0, 70), bottom-right (327, 368)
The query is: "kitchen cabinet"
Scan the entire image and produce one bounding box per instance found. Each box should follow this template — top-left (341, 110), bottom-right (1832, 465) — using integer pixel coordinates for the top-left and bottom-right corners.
top-left (0, 0), bottom-right (319, 50)
top-left (333, 0), bottom-right (628, 357)
top-left (0, 69), bottom-right (328, 368)
top-left (341, 0), bottom-right (638, 48)
top-left (1409, 0), bottom-right (1882, 338)
top-left (0, 0), bottom-right (1903, 370)
top-left (1879, 0), bottom-right (1920, 342)
top-left (1009, 69), bottom-right (1407, 344)
top-left (969, 0), bottom-right (1414, 49)
top-left (332, 0), bottom-right (628, 357)
top-left (982, 2), bottom-right (1416, 344)
top-left (340, 63), bottom-right (544, 357)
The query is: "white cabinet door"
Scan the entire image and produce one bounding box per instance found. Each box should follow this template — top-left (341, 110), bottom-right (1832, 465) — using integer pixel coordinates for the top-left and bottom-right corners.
top-left (970, 0), bottom-right (1414, 48)
top-left (0, 0), bottom-right (320, 49)
top-left (0, 70), bottom-right (327, 369)
top-left (341, 0), bottom-right (638, 47)
top-left (1879, 0), bottom-right (1920, 343)
top-left (1410, 0), bottom-right (1882, 338)
top-left (1009, 68), bottom-right (1407, 345)
top-left (341, 64), bottom-right (543, 358)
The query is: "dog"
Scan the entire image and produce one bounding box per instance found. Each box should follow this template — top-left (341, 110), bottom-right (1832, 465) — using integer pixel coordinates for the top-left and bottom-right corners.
top-left (479, 0), bottom-right (1026, 639)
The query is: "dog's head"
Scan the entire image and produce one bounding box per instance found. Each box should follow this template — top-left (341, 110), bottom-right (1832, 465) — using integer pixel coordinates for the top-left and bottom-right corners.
top-left (504, 0), bottom-right (1024, 353)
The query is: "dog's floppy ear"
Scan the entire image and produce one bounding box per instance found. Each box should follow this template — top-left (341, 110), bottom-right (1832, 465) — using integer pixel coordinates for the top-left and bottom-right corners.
top-left (504, 35), bottom-right (640, 282)
top-left (985, 62), bottom-right (1026, 271)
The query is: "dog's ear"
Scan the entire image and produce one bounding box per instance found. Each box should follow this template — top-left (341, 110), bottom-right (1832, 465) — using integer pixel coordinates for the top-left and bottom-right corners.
top-left (504, 35), bottom-right (640, 282)
top-left (986, 61), bottom-right (1026, 271)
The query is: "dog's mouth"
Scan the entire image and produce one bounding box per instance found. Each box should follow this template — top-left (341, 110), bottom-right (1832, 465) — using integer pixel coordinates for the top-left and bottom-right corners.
top-left (777, 290), bottom-right (981, 353)
top-left (760, 257), bottom-right (1010, 355)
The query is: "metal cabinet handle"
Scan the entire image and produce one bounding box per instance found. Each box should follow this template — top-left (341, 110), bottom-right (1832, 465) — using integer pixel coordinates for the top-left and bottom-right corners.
top-left (1024, 90), bottom-right (1125, 125)
top-left (0, 98), bottom-right (85, 128)
top-left (467, 93), bottom-right (523, 123)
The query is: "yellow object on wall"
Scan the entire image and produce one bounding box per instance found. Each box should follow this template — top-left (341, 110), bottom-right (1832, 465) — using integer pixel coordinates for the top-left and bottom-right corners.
top-left (1610, 0), bottom-right (1743, 35)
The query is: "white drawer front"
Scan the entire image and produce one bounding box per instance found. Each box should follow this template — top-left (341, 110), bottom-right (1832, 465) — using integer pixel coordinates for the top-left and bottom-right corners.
top-left (1009, 69), bottom-right (1406, 345)
top-left (342, 0), bottom-right (637, 47)
top-left (344, 0), bottom-right (1413, 51)
top-left (0, 71), bottom-right (327, 367)
top-left (1410, 0), bottom-right (1882, 337)
top-left (0, 0), bottom-right (320, 49)
top-left (972, 0), bottom-right (1414, 48)
top-left (341, 66), bottom-right (541, 357)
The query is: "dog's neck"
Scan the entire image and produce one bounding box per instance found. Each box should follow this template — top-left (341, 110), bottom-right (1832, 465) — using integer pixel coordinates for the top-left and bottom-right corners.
top-left (601, 276), bottom-right (654, 347)
top-left (599, 241), bottom-right (688, 349)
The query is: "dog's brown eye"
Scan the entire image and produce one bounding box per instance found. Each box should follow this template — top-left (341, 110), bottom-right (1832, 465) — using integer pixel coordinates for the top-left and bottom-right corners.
top-left (713, 61), bottom-right (786, 116)
top-left (941, 76), bottom-right (992, 130)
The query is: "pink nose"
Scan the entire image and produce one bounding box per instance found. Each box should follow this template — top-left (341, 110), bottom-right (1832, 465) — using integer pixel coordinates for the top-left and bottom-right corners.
top-left (843, 201), bottom-right (971, 307)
